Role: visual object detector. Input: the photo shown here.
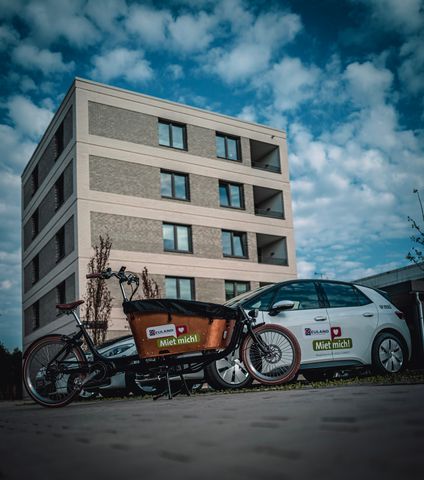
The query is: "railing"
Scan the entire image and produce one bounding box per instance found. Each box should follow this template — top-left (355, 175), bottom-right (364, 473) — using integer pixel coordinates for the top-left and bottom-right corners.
top-left (257, 255), bottom-right (288, 266)
top-left (254, 208), bottom-right (284, 219)
top-left (251, 161), bottom-right (281, 173)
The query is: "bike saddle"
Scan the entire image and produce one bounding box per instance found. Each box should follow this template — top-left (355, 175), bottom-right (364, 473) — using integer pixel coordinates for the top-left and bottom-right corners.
top-left (56, 300), bottom-right (85, 311)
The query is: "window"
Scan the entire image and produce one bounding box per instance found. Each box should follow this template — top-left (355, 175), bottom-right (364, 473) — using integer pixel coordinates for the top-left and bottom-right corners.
top-left (225, 281), bottom-right (250, 301)
top-left (321, 282), bottom-right (372, 308)
top-left (31, 210), bottom-right (39, 240)
top-left (165, 277), bottom-right (194, 300)
top-left (54, 122), bottom-right (64, 161)
top-left (219, 181), bottom-right (244, 209)
top-left (55, 226), bottom-right (65, 263)
top-left (56, 281), bottom-right (66, 306)
top-left (158, 120), bottom-right (187, 150)
top-left (32, 255), bottom-right (39, 285)
top-left (161, 171), bottom-right (189, 201)
top-left (216, 133), bottom-right (241, 161)
top-left (31, 165), bottom-right (39, 197)
top-left (32, 301), bottom-right (40, 331)
top-left (163, 223), bottom-right (192, 253)
top-left (54, 173), bottom-right (65, 210)
top-left (221, 230), bottom-right (248, 258)
top-left (243, 286), bottom-right (277, 311)
top-left (273, 282), bottom-right (321, 310)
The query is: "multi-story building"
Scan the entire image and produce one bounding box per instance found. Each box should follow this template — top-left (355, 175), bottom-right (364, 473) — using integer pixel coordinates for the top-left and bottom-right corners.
top-left (21, 78), bottom-right (297, 350)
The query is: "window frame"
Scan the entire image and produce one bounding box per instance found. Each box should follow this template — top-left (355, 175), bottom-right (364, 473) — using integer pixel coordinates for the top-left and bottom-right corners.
top-left (162, 223), bottom-right (193, 253)
top-left (158, 119), bottom-right (187, 150)
top-left (221, 230), bottom-right (248, 258)
top-left (225, 280), bottom-right (250, 301)
top-left (31, 210), bottom-right (39, 240)
top-left (32, 301), bottom-right (40, 331)
top-left (160, 170), bottom-right (190, 201)
top-left (165, 276), bottom-right (195, 300)
top-left (219, 180), bottom-right (245, 210)
top-left (216, 132), bottom-right (241, 162)
top-left (272, 281), bottom-right (323, 311)
top-left (32, 255), bottom-right (39, 285)
top-left (31, 165), bottom-right (39, 197)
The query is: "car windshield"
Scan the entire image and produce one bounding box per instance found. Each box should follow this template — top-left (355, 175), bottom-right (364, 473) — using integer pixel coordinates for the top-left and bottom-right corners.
top-left (224, 284), bottom-right (275, 307)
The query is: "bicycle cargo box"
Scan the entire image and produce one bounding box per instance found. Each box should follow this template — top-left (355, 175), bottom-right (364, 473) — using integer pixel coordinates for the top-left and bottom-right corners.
top-left (123, 299), bottom-right (238, 359)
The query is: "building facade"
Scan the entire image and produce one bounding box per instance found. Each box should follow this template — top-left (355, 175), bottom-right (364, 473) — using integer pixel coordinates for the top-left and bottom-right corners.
top-left (21, 78), bottom-right (297, 350)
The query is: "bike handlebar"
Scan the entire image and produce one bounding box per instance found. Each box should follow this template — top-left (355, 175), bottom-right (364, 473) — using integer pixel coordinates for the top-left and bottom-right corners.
top-left (86, 273), bottom-right (102, 279)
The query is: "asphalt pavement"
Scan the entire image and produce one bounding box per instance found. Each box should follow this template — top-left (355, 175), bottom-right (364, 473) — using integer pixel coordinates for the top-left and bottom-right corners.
top-left (1, 384), bottom-right (423, 480)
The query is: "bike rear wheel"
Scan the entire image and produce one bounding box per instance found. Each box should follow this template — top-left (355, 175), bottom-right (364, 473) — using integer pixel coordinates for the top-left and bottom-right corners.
top-left (241, 324), bottom-right (301, 385)
top-left (23, 334), bottom-right (88, 408)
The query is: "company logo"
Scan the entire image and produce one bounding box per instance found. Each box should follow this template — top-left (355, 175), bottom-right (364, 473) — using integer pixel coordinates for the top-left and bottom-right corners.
top-left (331, 327), bottom-right (342, 340)
top-left (146, 324), bottom-right (188, 340)
top-left (313, 338), bottom-right (353, 351)
top-left (303, 326), bottom-right (330, 338)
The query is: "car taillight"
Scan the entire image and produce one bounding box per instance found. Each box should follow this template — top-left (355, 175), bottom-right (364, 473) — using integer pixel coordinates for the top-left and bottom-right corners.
top-left (395, 311), bottom-right (405, 320)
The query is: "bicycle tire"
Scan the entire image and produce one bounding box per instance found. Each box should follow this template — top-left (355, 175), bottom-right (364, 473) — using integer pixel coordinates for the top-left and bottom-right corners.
top-left (23, 334), bottom-right (88, 408)
top-left (240, 324), bottom-right (301, 385)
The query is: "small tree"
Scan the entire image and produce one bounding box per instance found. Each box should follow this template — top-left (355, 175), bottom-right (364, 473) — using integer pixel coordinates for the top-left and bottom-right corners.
top-left (84, 235), bottom-right (113, 345)
top-left (407, 189), bottom-right (424, 271)
top-left (138, 267), bottom-right (160, 299)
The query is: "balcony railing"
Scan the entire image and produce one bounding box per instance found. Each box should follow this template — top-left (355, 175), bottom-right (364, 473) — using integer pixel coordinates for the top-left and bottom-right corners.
top-left (258, 255), bottom-right (288, 266)
top-left (255, 208), bottom-right (284, 219)
top-left (251, 162), bottom-right (281, 173)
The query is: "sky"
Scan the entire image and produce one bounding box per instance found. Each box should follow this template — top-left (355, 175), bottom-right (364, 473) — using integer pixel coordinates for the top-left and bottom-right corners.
top-left (0, 0), bottom-right (423, 350)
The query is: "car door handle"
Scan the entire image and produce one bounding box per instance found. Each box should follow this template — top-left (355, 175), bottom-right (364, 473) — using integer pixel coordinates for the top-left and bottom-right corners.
top-left (314, 316), bottom-right (327, 321)
top-left (363, 312), bottom-right (374, 317)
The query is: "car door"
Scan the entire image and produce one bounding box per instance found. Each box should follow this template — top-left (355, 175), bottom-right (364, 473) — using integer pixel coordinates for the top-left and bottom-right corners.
top-left (319, 281), bottom-right (378, 364)
top-left (260, 281), bottom-right (333, 365)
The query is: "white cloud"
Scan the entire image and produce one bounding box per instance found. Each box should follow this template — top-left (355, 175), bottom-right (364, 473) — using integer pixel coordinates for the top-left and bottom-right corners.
top-left (297, 259), bottom-right (316, 278)
top-left (344, 61), bottom-right (393, 107)
top-left (7, 95), bottom-right (53, 139)
top-left (22, 0), bottom-right (100, 47)
top-left (210, 44), bottom-right (271, 83)
top-left (12, 44), bottom-right (75, 75)
top-left (263, 57), bottom-right (320, 111)
top-left (398, 35), bottom-right (424, 96)
top-left (238, 105), bottom-right (258, 123)
top-left (0, 124), bottom-right (35, 170)
top-left (366, 0), bottom-right (424, 35)
top-left (206, 8), bottom-right (302, 84)
top-left (91, 48), bottom-right (153, 83)
top-left (85, 0), bottom-right (127, 34)
top-left (167, 64), bottom-right (184, 80)
top-left (125, 5), bottom-right (171, 46)
top-left (0, 280), bottom-right (12, 290)
top-left (168, 12), bottom-right (217, 52)
top-left (0, 24), bottom-right (19, 50)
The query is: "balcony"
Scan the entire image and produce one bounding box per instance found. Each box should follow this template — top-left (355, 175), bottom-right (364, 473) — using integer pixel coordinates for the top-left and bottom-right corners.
top-left (253, 186), bottom-right (284, 219)
top-left (250, 139), bottom-right (281, 173)
top-left (257, 234), bottom-right (288, 266)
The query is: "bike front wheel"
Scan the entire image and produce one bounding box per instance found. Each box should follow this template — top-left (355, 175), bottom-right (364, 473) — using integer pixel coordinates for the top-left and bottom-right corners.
top-left (241, 324), bottom-right (301, 385)
top-left (23, 334), bottom-right (88, 408)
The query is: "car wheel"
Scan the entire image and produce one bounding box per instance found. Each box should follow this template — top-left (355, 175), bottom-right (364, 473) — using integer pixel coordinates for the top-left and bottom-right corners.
top-left (205, 349), bottom-right (253, 390)
top-left (372, 332), bottom-right (407, 375)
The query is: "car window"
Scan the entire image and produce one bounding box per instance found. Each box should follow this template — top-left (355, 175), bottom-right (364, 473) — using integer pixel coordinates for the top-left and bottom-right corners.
top-left (243, 287), bottom-right (277, 311)
top-left (321, 282), bottom-right (372, 308)
top-left (272, 282), bottom-right (320, 310)
top-left (225, 284), bottom-right (275, 308)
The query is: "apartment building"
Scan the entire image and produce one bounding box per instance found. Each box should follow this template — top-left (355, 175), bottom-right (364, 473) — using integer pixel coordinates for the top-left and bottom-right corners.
top-left (21, 78), bottom-right (297, 349)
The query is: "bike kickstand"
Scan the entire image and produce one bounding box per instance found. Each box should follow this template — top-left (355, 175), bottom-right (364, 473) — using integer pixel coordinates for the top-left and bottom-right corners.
top-left (179, 373), bottom-right (191, 397)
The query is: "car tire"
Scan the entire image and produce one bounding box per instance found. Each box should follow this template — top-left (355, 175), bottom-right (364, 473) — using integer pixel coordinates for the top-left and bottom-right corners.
top-left (372, 332), bottom-right (407, 375)
top-left (205, 349), bottom-right (253, 390)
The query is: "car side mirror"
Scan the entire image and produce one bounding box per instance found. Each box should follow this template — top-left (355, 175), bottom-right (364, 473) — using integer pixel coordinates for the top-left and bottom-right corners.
top-left (268, 300), bottom-right (295, 316)
top-left (248, 309), bottom-right (258, 319)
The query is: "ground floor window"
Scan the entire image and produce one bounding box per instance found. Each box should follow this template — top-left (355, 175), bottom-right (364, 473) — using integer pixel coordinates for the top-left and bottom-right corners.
top-left (165, 276), bottom-right (195, 300)
top-left (225, 280), bottom-right (250, 301)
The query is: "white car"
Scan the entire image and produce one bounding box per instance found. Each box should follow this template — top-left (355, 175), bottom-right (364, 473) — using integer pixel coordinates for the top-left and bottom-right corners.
top-left (205, 279), bottom-right (412, 388)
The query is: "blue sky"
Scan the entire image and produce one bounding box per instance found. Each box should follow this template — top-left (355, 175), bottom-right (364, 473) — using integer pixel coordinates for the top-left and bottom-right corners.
top-left (0, 0), bottom-right (423, 350)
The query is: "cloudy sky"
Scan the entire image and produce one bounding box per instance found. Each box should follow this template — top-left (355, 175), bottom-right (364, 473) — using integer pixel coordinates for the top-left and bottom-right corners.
top-left (0, 0), bottom-right (423, 350)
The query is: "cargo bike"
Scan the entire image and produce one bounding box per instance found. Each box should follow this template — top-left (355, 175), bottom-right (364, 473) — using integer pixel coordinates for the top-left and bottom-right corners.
top-left (23, 267), bottom-right (301, 407)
